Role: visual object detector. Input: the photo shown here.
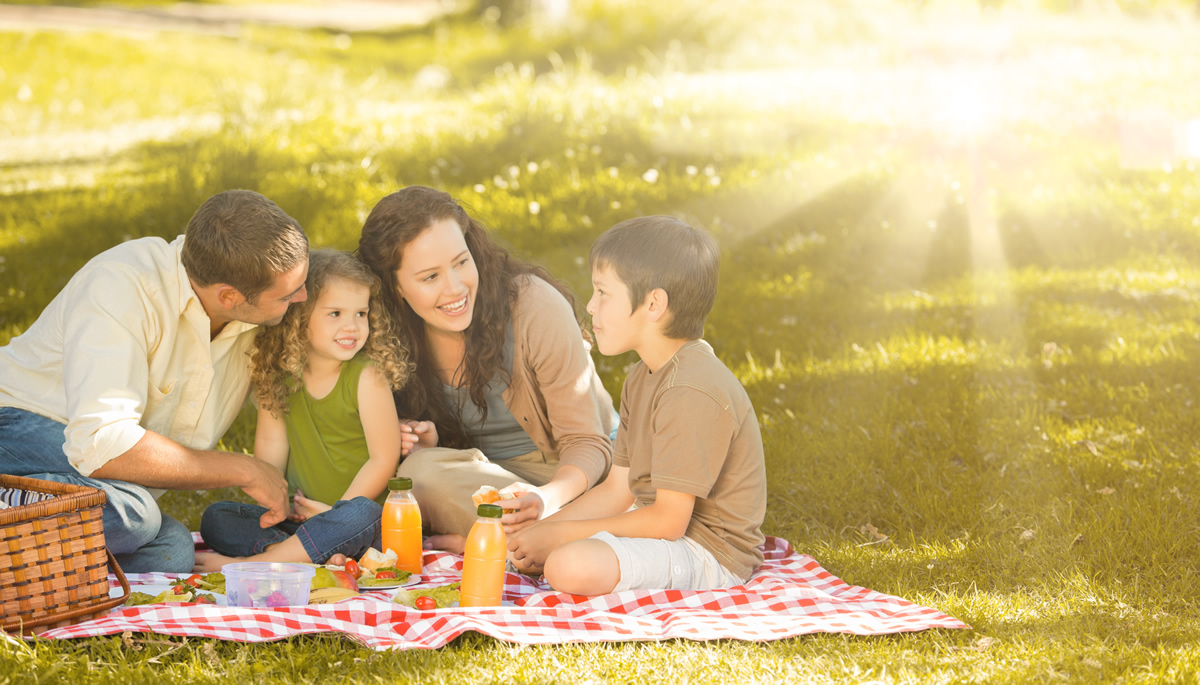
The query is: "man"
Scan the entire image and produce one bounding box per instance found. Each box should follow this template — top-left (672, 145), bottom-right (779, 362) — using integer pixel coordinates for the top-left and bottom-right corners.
top-left (0, 190), bottom-right (309, 573)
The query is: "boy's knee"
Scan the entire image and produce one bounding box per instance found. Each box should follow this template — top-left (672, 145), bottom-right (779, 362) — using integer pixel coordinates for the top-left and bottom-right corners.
top-left (544, 539), bottom-right (620, 595)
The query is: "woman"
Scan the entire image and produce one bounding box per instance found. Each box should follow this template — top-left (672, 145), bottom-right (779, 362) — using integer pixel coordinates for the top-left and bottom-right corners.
top-left (358, 185), bottom-right (615, 552)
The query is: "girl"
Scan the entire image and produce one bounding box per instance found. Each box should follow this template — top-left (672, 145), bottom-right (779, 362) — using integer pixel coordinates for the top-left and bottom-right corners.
top-left (357, 186), bottom-right (616, 554)
top-left (195, 249), bottom-right (435, 570)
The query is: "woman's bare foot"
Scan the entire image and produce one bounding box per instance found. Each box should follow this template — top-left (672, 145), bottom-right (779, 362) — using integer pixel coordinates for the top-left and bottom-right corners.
top-left (424, 534), bottom-right (466, 555)
top-left (193, 551), bottom-right (240, 573)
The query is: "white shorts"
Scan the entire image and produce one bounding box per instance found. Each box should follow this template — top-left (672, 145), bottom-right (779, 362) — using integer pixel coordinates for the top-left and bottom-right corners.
top-left (590, 531), bottom-right (742, 592)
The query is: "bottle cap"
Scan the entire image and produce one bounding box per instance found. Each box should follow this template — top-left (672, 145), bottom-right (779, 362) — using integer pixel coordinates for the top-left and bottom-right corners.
top-left (476, 503), bottom-right (503, 518)
top-left (388, 477), bottom-right (412, 491)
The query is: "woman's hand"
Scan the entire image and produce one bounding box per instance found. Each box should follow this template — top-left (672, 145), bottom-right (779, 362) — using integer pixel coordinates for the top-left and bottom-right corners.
top-left (399, 420), bottom-right (439, 456)
top-left (291, 491), bottom-right (331, 521)
top-left (497, 482), bottom-right (545, 535)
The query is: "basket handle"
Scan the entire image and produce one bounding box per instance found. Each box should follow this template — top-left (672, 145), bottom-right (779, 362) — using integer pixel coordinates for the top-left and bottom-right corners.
top-left (5, 548), bottom-right (133, 635)
top-left (107, 548), bottom-right (131, 605)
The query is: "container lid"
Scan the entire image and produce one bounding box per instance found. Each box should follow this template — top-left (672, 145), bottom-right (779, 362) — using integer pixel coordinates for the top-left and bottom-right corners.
top-left (388, 477), bottom-right (412, 491)
top-left (476, 503), bottom-right (503, 518)
top-left (222, 562), bottom-right (316, 579)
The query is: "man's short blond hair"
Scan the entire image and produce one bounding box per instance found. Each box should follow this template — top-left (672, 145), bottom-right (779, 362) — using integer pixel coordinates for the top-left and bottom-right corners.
top-left (589, 216), bottom-right (718, 340)
top-left (181, 190), bottom-right (308, 303)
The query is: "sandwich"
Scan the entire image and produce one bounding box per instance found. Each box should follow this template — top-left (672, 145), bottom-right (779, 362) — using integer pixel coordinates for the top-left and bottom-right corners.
top-left (471, 485), bottom-right (517, 513)
top-left (359, 546), bottom-right (399, 573)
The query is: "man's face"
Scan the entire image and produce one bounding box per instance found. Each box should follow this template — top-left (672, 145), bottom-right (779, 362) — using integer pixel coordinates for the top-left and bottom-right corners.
top-left (233, 260), bottom-right (309, 326)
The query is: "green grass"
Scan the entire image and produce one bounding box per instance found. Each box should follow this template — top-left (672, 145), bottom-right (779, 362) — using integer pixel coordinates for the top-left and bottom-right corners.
top-left (4, 0), bottom-right (1200, 682)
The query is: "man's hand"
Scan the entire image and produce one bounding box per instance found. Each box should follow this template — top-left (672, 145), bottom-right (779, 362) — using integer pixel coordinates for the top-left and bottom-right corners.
top-left (498, 482), bottom-right (545, 535)
top-left (90, 431), bottom-right (290, 529)
top-left (237, 455), bottom-right (290, 528)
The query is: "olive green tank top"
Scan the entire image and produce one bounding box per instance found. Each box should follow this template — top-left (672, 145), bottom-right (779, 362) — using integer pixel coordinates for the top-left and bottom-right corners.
top-left (283, 354), bottom-right (385, 506)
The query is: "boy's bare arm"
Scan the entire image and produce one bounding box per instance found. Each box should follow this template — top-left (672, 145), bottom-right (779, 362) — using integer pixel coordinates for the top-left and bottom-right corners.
top-left (541, 464), bottom-right (634, 522)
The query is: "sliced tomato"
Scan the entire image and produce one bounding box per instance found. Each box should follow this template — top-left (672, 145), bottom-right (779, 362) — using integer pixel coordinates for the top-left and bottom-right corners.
top-left (194, 595), bottom-right (216, 605)
top-left (185, 573), bottom-right (204, 588)
top-left (415, 596), bottom-right (436, 610)
top-left (374, 570), bottom-right (397, 580)
top-left (344, 559), bottom-right (362, 580)
top-left (173, 584), bottom-right (189, 595)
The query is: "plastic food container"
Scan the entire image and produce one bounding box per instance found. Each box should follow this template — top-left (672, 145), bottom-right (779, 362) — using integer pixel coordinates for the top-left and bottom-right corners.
top-left (223, 562), bottom-right (316, 608)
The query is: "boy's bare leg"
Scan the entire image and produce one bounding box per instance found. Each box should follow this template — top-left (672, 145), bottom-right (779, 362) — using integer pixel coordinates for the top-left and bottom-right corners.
top-left (543, 538), bottom-right (620, 595)
top-left (192, 535), bottom-right (313, 572)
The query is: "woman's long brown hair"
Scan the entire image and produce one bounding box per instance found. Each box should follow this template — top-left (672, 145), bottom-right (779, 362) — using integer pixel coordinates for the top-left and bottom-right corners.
top-left (357, 185), bottom-right (579, 448)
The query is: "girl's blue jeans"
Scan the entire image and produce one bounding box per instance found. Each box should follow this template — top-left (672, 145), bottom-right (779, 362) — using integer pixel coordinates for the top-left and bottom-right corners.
top-left (200, 497), bottom-right (383, 564)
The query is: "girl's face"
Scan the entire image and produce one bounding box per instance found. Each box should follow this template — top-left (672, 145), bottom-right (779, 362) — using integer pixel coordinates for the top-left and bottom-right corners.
top-left (393, 217), bottom-right (479, 338)
top-left (306, 277), bottom-right (371, 365)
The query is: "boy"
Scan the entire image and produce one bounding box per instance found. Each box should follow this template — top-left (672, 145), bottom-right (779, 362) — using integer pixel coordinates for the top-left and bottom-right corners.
top-left (507, 216), bottom-right (766, 595)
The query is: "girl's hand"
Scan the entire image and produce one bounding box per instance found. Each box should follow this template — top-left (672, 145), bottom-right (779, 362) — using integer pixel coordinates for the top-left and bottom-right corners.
top-left (498, 483), bottom-right (545, 535)
top-left (292, 491), bottom-right (331, 520)
top-left (399, 420), bottom-right (439, 455)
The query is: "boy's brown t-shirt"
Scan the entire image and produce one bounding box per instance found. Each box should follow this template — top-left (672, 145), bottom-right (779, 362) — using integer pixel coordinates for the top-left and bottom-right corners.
top-left (613, 340), bottom-right (766, 581)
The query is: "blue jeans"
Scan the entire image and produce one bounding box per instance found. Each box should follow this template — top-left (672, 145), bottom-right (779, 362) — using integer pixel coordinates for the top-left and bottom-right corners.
top-left (200, 497), bottom-right (383, 564)
top-left (0, 407), bottom-right (195, 573)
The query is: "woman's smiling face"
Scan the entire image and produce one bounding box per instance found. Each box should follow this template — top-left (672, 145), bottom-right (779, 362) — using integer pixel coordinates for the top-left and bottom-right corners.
top-left (392, 217), bottom-right (479, 337)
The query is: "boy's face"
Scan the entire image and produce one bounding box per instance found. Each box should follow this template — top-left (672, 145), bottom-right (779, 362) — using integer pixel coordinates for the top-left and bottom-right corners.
top-left (587, 264), bottom-right (645, 356)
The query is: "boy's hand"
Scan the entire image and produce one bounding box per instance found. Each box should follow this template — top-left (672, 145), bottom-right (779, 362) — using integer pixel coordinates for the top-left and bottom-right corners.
top-left (399, 420), bottom-right (438, 456)
top-left (508, 520), bottom-right (573, 573)
top-left (498, 483), bottom-right (545, 534)
top-left (291, 491), bottom-right (331, 521)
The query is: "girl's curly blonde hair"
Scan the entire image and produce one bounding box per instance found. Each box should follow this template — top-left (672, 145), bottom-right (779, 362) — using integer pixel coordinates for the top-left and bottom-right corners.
top-left (250, 248), bottom-right (413, 417)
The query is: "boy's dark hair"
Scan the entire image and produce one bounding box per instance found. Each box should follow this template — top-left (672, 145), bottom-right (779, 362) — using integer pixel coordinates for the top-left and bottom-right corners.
top-left (589, 216), bottom-right (718, 340)
top-left (181, 190), bottom-right (309, 304)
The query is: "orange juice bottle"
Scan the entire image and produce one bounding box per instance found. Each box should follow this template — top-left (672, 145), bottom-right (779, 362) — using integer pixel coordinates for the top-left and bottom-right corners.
top-left (382, 477), bottom-right (422, 575)
top-left (459, 503), bottom-right (506, 607)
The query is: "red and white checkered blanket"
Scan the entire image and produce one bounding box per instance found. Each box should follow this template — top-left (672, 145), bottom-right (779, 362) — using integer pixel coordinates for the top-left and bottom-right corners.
top-left (39, 536), bottom-right (967, 648)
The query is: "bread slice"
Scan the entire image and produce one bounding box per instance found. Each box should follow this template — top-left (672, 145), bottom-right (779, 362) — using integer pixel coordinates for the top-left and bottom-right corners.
top-left (471, 485), bottom-right (516, 512)
top-left (359, 546), bottom-right (399, 572)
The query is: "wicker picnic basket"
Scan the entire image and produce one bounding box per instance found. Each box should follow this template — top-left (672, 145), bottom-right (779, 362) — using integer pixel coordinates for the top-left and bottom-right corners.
top-left (0, 474), bottom-right (130, 635)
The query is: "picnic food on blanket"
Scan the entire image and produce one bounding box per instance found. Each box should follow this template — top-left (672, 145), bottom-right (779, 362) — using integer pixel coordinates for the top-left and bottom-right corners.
top-left (392, 582), bottom-right (461, 609)
top-left (344, 558), bottom-right (362, 580)
top-left (357, 566), bottom-right (412, 588)
top-left (358, 546), bottom-right (398, 573)
top-left (307, 587), bottom-right (361, 604)
top-left (173, 572), bottom-right (225, 595)
top-left (382, 477), bottom-right (423, 574)
top-left (124, 589), bottom-right (218, 607)
top-left (224, 561), bottom-right (315, 608)
top-left (460, 503), bottom-right (506, 607)
top-left (471, 485), bottom-right (517, 513)
top-left (312, 566), bottom-right (359, 592)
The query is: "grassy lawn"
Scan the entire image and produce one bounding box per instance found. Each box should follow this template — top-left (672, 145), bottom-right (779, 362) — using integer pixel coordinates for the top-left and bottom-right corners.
top-left (4, 0), bottom-right (1200, 681)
